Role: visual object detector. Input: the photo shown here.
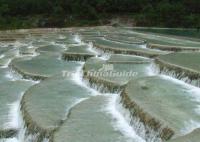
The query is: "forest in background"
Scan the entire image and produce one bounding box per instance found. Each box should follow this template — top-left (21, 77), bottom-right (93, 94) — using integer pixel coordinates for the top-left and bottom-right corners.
top-left (0, 0), bottom-right (199, 29)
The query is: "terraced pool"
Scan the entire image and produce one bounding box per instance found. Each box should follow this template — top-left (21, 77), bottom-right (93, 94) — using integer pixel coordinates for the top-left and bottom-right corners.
top-left (0, 27), bottom-right (200, 142)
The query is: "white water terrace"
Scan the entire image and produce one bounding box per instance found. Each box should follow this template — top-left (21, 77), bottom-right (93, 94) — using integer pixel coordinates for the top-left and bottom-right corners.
top-left (0, 31), bottom-right (200, 142)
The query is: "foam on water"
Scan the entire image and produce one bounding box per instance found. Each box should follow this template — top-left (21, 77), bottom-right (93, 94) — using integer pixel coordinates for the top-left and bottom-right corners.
top-left (27, 45), bottom-right (34, 49)
top-left (12, 90), bottom-right (39, 142)
top-left (0, 43), bottom-right (10, 48)
top-left (71, 62), bottom-right (99, 96)
top-left (0, 138), bottom-right (18, 142)
top-left (98, 54), bottom-right (111, 60)
top-left (58, 35), bottom-right (66, 40)
top-left (74, 34), bottom-right (82, 43)
top-left (5, 66), bottom-right (40, 83)
top-left (17, 127), bottom-right (40, 142)
top-left (181, 120), bottom-right (200, 134)
top-left (70, 61), bottom-right (145, 142)
top-left (146, 63), bottom-right (157, 76)
top-left (4, 94), bottom-right (22, 129)
top-left (5, 70), bottom-right (22, 81)
top-left (52, 41), bottom-right (67, 50)
top-left (160, 75), bottom-right (200, 133)
top-left (0, 54), bottom-right (5, 59)
top-left (29, 51), bottom-right (39, 57)
top-left (2, 92), bottom-right (25, 142)
top-left (4, 29), bottom-right (200, 142)
top-left (146, 62), bottom-right (200, 136)
top-left (69, 60), bottom-right (154, 141)
top-left (104, 93), bottom-right (146, 142)
top-left (62, 98), bottom-right (88, 120)
top-left (160, 75), bottom-right (200, 92)
top-left (117, 54), bottom-right (150, 60)
top-left (12, 41), bottom-right (27, 48)
top-left (6, 72), bottom-right (40, 84)
top-left (140, 44), bottom-right (147, 49)
top-left (1, 59), bottom-right (12, 68)
top-left (87, 42), bottom-right (100, 56)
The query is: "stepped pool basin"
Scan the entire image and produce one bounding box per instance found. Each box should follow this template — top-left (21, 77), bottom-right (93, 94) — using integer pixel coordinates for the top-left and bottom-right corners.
top-left (0, 27), bottom-right (200, 142)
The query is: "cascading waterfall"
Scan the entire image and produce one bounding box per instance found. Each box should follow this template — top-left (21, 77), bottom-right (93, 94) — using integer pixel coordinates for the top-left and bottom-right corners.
top-left (5, 69), bottom-right (22, 81)
top-left (62, 98), bottom-right (88, 121)
top-left (0, 54), bottom-right (5, 59)
top-left (146, 63), bottom-right (158, 76)
top-left (71, 62), bottom-right (146, 142)
top-left (1, 96), bottom-right (22, 142)
top-left (5, 94), bottom-right (22, 130)
top-left (77, 34), bottom-right (153, 142)
top-left (1, 59), bottom-right (12, 69)
top-left (84, 36), bottom-right (200, 142)
top-left (0, 138), bottom-right (18, 142)
top-left (51, 41), bottom-right (67, 50)
top-left (105, 93), bottom-right (146, 142)
top-left (70, 61), bottom-right (100, 96)
top-left (147, 60), bottom-right (200, 137)
top-left (58, 35), bottom-right (66, 40)
top-left (69, 35), bottom-right (146, 142)
top-left (3, 30), bottom-right (200, 142)
top-left (74, 34), bottom-right (82, 44)
top-left (0, 40), bottom-right (40, 142)
top-left (87, 42), bottom-right (99, 57)
top-left (160, 75), bottom-right (200, 134)
top-left (140, 44), bottom-right (147, 49)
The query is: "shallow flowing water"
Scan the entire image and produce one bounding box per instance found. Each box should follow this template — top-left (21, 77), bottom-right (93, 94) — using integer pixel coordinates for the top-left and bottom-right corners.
top-left (1, 27), bottom-right (200, 142)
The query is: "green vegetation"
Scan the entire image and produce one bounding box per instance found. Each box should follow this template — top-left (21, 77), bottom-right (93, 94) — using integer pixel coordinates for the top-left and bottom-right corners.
top-left (0, 0), bottom-right (200, 29)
